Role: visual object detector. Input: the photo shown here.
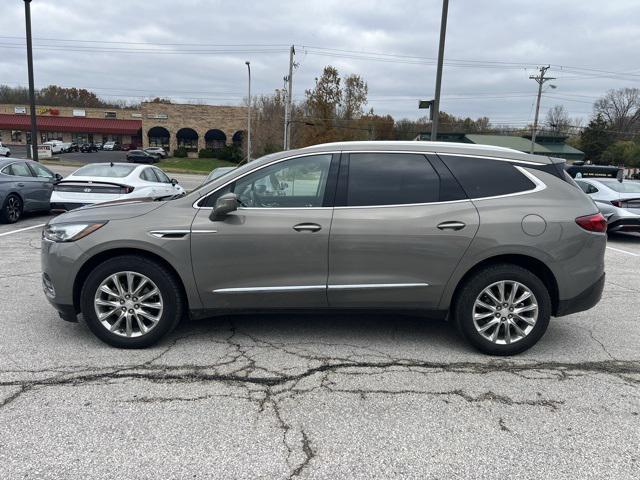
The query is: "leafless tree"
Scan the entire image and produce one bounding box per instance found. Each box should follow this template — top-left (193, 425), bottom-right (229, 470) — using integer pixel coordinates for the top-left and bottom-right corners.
top-left (594, 87), bottom-right (640, 136)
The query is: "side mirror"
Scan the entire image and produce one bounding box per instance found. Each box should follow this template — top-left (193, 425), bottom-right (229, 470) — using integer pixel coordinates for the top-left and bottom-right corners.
top-left (171, 178), bottom-right (178, 186)
top-left (54, 173), bottom-right (63, 182)
top-left (210, 192), bottom-right (238, 221)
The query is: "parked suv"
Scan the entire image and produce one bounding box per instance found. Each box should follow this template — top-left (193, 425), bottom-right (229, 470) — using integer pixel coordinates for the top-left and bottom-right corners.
top-left (41, 141), bottom-right (606, 354)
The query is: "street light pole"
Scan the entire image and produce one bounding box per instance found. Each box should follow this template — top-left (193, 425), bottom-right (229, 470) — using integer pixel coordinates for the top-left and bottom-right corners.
top-left (24, 0), bottom-right (38, 161)
top-left (431, 0), bottom-right (449, 141)
top-left (245, 61), bottom-right (251, 162)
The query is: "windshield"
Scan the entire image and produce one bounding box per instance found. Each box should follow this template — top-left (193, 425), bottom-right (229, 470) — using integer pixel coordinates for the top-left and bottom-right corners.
top-left (599, 180), bottom-right (640, 193)
top-left (73, 164), bottom-right (137, 178)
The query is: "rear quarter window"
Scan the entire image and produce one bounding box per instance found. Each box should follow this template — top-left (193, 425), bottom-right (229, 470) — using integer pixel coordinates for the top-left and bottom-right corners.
top-left (439, 155), bottom-right (536, 199)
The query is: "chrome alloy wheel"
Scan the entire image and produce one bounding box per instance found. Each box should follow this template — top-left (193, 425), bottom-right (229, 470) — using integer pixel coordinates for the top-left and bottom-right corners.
top-left (472, 280), bottom-right (538, 345)
top-left (6, 196), bottom-right (21, 222)
top-left (94, 271), bottom-right (164, 338)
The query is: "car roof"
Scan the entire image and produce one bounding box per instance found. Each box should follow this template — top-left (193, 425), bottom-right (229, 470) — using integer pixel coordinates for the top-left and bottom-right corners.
top-left (243, 141), bottom-right (556, 169)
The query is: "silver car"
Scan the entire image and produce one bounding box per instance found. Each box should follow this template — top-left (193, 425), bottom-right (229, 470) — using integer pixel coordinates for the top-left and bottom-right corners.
top-left (41, 141), bottom-right (606, 355)
top-left (574, 177), bottom-right (640, 232)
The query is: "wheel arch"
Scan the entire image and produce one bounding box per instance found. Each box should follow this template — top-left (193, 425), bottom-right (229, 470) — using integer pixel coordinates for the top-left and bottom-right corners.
top-left (447, 254), bottom-right (560, 316)
top-left (72, 247), bottom-right (190, 314)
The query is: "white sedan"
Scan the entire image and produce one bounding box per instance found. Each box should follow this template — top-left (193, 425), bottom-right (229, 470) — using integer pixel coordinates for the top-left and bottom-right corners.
top-left (50, 163), bottom-right (185, 212)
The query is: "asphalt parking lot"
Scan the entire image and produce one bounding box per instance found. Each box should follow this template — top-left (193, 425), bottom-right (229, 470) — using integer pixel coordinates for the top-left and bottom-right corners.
top-left (11, 144), bottom-right (129, 164)
top-left (0, 214), bottom-right (638, 478)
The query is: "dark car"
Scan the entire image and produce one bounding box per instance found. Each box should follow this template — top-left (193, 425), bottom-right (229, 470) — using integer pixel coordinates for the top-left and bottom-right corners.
top-left (126, 150), bottom-right (159, 164)
top-left (0, 159), bottom-right (62, 223)
top-left (68, 142), bottom-right (80, 152)
top-left (121, 143), bottom-right (138, 152)
top-left (80, 143), bottom-right (98, 153)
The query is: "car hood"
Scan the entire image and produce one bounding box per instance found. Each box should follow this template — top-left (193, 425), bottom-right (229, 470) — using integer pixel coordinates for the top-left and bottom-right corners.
top-left (49, 198), bottom-right (165, 224)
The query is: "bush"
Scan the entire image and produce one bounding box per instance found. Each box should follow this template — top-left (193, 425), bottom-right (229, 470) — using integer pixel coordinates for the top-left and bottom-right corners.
top-left (173, 147), bottom-right (188, 158)
top-left (198, 148), bottom-right (216, 158)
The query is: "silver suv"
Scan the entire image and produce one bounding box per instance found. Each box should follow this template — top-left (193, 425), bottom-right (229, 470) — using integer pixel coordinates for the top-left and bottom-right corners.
top-left (41, 141), bottom-right (606, 355)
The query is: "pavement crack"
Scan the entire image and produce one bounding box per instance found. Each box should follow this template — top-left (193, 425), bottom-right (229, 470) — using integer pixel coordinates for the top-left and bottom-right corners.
top-left (289, 430), bottom-right (315, 479)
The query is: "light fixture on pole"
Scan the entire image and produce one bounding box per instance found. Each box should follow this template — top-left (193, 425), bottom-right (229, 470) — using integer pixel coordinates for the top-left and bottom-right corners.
top-left (24, 0), bottom-right (38, 161)
top-left (245, 61), bottom-right (251, 162)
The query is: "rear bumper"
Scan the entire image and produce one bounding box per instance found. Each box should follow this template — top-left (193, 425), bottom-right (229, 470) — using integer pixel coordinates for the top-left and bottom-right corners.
top-left (608, 218), bottom-right (640, 232)
top-left (555, 273), bottom-right (605, 317)
top-left (50, 202), bottom-right (89, 212)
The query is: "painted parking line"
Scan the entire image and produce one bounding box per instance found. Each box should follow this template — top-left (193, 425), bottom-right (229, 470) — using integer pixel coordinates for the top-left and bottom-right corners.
top-left (606, 246), bottom-right (640, 257)
top-left (0, 223), bottom-right (45, 237)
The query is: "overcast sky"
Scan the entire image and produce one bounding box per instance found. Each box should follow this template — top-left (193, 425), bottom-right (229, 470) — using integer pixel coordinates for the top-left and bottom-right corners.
top-left (1, 0), bottom-right (639, 127)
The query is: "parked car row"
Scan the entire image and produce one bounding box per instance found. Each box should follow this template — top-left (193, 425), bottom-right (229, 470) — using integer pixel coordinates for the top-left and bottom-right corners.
top-left (566, 164), bottom-right (640, 232)
top-left (0, 159), bottom-right (183, 223)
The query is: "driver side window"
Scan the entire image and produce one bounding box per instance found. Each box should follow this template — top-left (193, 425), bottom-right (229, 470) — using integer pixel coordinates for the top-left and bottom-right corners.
top-left (232, 154), bottom-right (332, 208)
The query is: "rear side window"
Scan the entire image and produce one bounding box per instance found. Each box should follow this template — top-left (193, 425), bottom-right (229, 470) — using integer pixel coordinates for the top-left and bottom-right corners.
top-left (4, 162), bottom-right (34, 177)
top-left (140, 168), bottom-right (159, 182)
top-left (439, 155), bottom-right (535, 199)
top-left (346, 153), bottom-right (439, 206)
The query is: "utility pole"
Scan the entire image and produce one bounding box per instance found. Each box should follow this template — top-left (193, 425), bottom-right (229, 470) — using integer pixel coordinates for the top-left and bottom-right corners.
top-left (284, 45), bottom-right (295, 150)
top-left (529, 65), bottom-right (555, 154)
top-left (431, 0), bottom-right (449, 141)
top-left (282, 75), bottom-right (288, 149)
top-left (245, 61), bottom-right (251, 161)
top-left (24, 0), bottom-right (38, 161)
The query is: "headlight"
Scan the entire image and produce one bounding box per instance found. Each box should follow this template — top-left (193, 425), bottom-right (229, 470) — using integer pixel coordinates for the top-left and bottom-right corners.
top-left (43, 222), bottom-right (107, 242)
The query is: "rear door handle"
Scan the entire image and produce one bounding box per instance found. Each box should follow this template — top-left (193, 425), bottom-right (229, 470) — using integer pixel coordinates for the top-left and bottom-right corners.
top-left (17, 183), bottom-right (25, 187)
top-left (437, 221), bottom-right (466, 231)
top-left (293, 223), bottom-right (322, 232)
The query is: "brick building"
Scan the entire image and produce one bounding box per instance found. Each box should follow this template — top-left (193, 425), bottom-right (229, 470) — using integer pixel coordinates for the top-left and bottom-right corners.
top-left (0, 102), bottom-right (247, 153)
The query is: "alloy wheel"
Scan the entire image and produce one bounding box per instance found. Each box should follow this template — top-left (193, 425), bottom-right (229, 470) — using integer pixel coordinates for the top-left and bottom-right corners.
top-left (94, 271), bottom-right (164, 338)
top-left (6, 196), bottom-right (21, 222)
top-left (472, 280), bottom-right (538, 345)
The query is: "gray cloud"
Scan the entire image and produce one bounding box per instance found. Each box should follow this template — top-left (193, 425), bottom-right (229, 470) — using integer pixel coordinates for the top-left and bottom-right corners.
top-left (1, 0), bottom-right (639, 126)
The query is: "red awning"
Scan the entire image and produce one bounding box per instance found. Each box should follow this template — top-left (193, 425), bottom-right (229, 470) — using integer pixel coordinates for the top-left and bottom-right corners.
top-left (0, 114), bottom-right (142, 135)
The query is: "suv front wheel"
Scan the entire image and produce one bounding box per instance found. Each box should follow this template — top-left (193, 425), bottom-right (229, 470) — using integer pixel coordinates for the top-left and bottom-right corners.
top-left (453, 264), bottom-right (551, 355)
top-left (80, 255), bottom-right (184, 348)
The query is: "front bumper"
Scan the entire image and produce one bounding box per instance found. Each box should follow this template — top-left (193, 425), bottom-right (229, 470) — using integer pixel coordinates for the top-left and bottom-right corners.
top-left (556, 273), bottom-right (605, 317)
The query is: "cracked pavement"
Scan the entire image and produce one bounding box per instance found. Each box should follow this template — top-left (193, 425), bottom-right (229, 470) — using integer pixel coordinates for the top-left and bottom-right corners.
top-left (0, 217), bottom-right (639, 479)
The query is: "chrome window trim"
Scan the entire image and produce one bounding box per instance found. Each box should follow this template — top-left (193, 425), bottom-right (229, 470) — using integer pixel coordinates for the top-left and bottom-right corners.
top-left (194, 150), bottom-right (547, 210)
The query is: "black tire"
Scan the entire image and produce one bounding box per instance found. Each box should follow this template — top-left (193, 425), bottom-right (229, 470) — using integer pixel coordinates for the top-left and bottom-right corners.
top-left (5, 152), bottom-right (9, 157)
top-left (452, 263), bottom-right (551, 356)
top-left (80, 255), bottom-right (185, 348)
top-left (0, 193), bottom-right (23, 223)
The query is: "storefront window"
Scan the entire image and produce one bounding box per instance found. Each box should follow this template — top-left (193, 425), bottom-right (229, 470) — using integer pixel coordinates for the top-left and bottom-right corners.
top-left (11, 131), bottom-right (23, 142)
top-left (42, 132), bottom-right (63, 142)
top-left (72, 133), bottom-right (89, 144)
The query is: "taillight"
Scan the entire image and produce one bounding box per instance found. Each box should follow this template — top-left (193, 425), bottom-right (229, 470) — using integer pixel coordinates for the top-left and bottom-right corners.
top-left (611, 200), bottom-right (622, 208)
top-left (575, 213), bottom-right (607, 233)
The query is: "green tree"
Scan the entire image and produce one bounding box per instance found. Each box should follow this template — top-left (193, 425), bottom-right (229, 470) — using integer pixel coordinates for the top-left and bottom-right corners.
top-left (579, 114), bottom-right (614, 163)
top-left (601, 139), bottom-right (640, 168)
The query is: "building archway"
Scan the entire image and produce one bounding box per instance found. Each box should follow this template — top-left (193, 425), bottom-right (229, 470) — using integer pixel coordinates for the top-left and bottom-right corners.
top-left (176, 127), bottom-right (198, 151)
top-left (205, 129), bottom-right (227, 149)
top-left (148, 126), bottom-right (170, 150)
top-left (232, 130), bottom-right (244, 147)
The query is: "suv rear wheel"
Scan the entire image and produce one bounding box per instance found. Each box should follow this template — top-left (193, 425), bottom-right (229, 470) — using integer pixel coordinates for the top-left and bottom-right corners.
top-left (80, 255), bottom-right (184, 348)
top-left (453, 264), bottom-right (551, 355)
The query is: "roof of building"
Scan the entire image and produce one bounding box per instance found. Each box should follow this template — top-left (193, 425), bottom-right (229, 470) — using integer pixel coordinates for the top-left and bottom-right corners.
top-left (536, 142), bottom-right (584, 157)
top-left (0, 114), bottom-right (141, 135)
top-left (464, 134), bottom-right (552, 154)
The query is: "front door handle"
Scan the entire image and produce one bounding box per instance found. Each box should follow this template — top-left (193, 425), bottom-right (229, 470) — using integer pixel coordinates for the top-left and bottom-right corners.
top-left (293, 223), bottom-right (322, 233)
top-left (17, 183), bottom-right (25, 187)
top-left (437, 221), bottom-right (466, 231)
